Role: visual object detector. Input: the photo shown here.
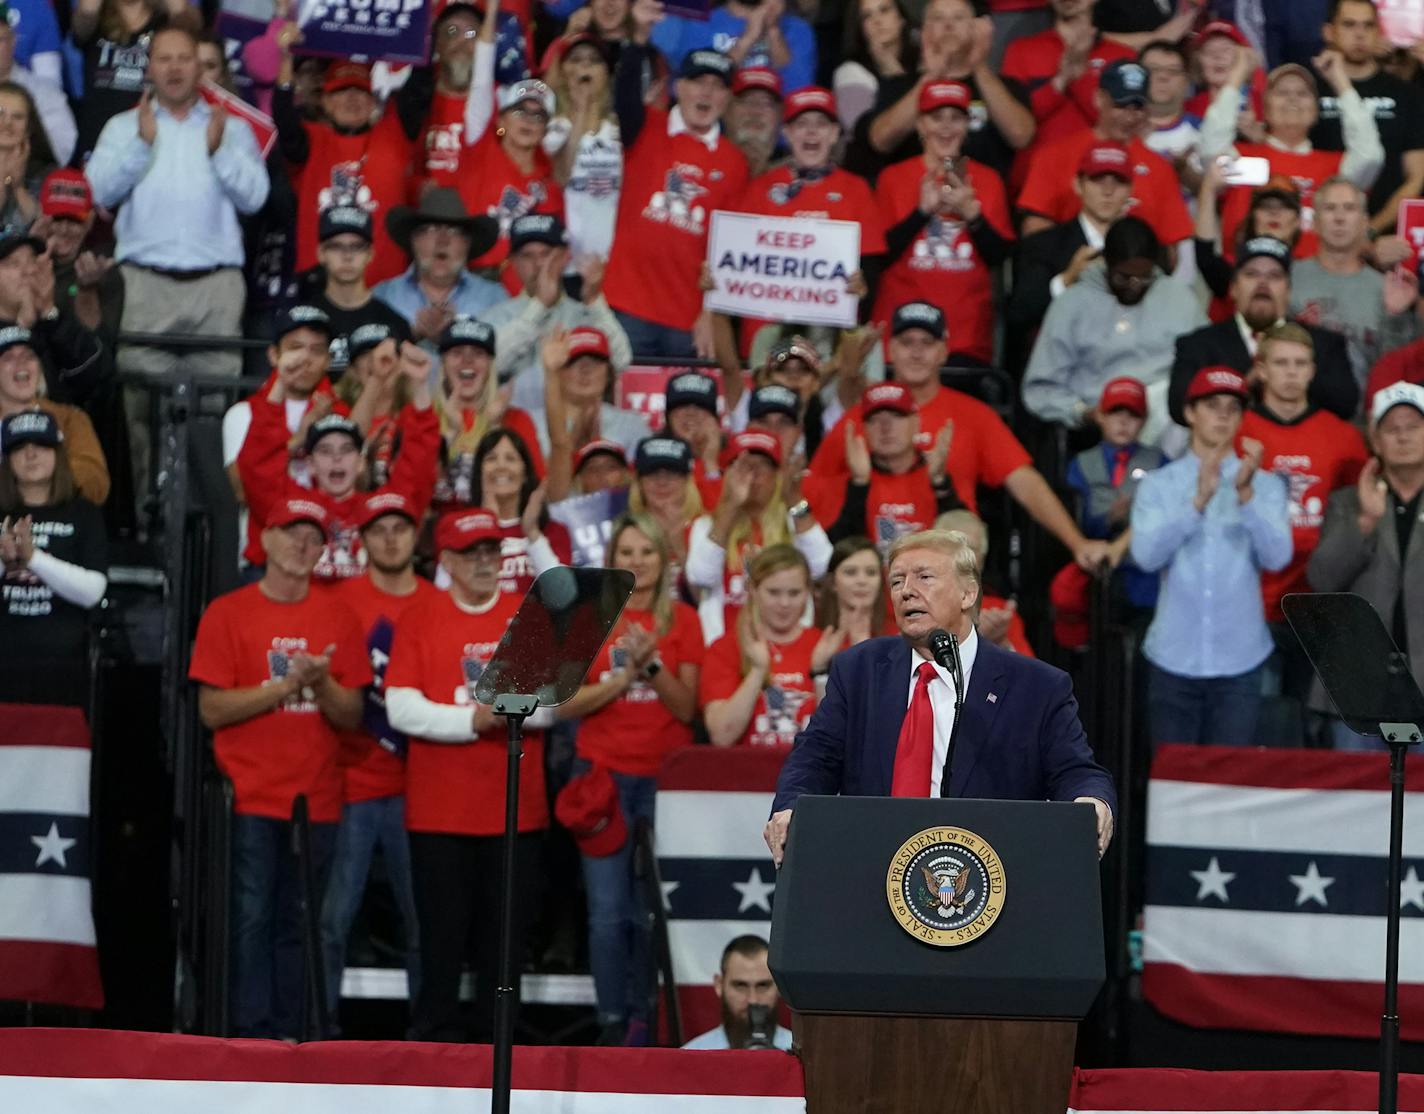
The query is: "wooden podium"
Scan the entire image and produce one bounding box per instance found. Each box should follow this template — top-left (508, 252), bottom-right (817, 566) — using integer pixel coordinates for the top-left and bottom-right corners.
top-left (769, 796), bottom-right (1104, 1114)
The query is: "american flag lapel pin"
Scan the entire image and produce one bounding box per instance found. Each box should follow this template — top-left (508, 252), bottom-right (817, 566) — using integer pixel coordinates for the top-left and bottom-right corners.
top-left (986, 693), bottom-right (998, 704)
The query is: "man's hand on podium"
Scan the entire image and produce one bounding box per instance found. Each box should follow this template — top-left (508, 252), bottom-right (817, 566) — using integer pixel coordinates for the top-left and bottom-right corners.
top-left (1076, 797), bottom-right (1113, 859)
top-left (764, 809), bottom-right (793, 867)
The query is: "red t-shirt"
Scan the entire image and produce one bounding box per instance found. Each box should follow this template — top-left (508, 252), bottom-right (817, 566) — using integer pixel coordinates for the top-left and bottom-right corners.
top-left (432, 406), bottom-right (547, 511)
top-left (574, 603), bottom-right (705, 775)
top-left (872, 155), bottom-right (1013, 364)
top-left (188, 583), bottom-right (373, 823)
top-left (604, 109), bottom-right (751, 330)
top-left (456, 127), bottom-right (565, 276)
top-left (334, 574), bottom-right (442, 803)
top-left (732, 164), bottom-right (887, 358)
top-left (1018, 132), bottom-right (1193, 245)
top-left (809, 465), bottom-right (940, 555)
top-left (1001, 30), bottom-right (1137, 149)
top-left (415, 89), bottom-right (466, 198)
top-left (1218, 144), bottom-right (1342, 260)
top-left (294, 109), bottom-right (415, 285)
top-left (699, 625), bottom-right (821, 747)
top-left (493, 518), bottom-right (574, 599)
top-left (1238, 408), bottom-right (1367, 622)
top-left (810, 387), bottom-right (1032, 515)
top-left (386, 590), bottom-right (547, 835)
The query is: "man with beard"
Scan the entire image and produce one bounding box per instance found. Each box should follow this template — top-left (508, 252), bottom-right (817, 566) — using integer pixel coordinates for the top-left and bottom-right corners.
top-left (723, 66), bottom-right (783, 177)
top-left (322, 490), bottom-right (439, 1036)
top-left (1170, 235), bottom-right (1358, 425)
top-left (1024, 215), bottom-right (1204, 443)
top-left (682, 935), bottom-right (792, 1050)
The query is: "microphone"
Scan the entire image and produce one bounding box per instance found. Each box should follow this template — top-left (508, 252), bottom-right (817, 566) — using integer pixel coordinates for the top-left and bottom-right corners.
top-left (927, 629), bottom-right (964, 707)
top-left (928, 629), bottom-right (966, 798)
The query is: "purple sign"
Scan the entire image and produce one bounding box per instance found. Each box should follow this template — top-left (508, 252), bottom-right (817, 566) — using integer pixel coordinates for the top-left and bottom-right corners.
top-left (663, 0), bottom-right (711, 19)
top-left (548, 488), bottom-right (630, 568)
top-left (214, 11), bottom-right (268, 104)
top-left (295, 0), bottom-right (433, 65)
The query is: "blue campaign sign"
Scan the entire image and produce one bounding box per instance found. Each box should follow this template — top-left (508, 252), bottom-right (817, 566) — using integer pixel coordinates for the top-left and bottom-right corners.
top-left (295, 0), bottom-right (433, 65)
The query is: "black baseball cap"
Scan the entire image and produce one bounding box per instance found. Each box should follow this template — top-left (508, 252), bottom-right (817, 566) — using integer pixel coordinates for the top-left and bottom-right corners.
top-left (890, 301), bottom-right (946, 340)
top-left (1100, 60), bottom-right (1149, 107)
top-left (1235, 236), bottom-right (1292, 275)
top-left (347, 321), bottom-right (396, 362)
top-left (2, 408), bottom-right (62, 450)
top-left (681, 48), bottom-right (734, 85)
top-left (319, 205), bottom-right (374, 244)
top-left (439, 316), bottom-right (496, 354)
top-left (635, 435), bottom-right (693, 476)
top-left (749, 384), bottom-right (801, 422)
top-left (304, 413), bottom-right (363, 455)
top-left (274, 304), bottom-right (333, 343)
top-left (508, 213), bottom-right (567, 253)
top-left (665, 371), bottom-right (719, 417)
top-left (0, 323), bottom-right (36, 358)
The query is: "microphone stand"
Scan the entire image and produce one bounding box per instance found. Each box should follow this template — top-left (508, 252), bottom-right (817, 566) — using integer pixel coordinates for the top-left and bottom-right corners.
top-left (936, 632), bottom-right (966, 798)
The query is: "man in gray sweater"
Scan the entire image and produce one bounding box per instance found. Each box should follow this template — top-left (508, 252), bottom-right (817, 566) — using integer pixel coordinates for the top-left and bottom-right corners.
top-left (1290, 176), bottom-right (1419, 385)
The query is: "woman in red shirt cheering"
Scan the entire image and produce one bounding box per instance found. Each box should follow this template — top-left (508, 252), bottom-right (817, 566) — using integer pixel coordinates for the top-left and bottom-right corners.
top-left (557, 513), bottom-right (702, 1045)
top-left (701, 545), bottom-right (827, 748)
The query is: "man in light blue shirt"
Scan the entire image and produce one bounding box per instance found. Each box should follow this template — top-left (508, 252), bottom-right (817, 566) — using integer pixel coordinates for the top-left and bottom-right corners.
top-left (1132, 365), bottom-right (1293, 748)
top-left (681, 934), bottom-right (793, 1051)
top-left (371, 188), bottom-right (504, 366)
top-left (85, 23), bottom-right (270, 501)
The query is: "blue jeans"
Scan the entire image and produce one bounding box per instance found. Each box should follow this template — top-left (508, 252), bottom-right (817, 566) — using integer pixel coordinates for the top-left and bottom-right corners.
top-left (614, 310), bottom-right (694, 362)
top-left (320, 795), bottom-right (421, 1030)
top-left (231, 813), bottom-right (337, 1039)
top-left (575, 761), bottom-right (658, 1026)
top-left (1148, 663), bottom-right (1266, 750)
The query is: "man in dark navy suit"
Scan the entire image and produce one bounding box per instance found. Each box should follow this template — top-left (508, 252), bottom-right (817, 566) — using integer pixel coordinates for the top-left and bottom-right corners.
top-left (765, 529), bottom-right (1116, 864)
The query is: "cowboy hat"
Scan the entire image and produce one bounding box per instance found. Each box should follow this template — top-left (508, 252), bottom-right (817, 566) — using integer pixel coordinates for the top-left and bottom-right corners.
top-left (384, 188), bottom-right (499, 260)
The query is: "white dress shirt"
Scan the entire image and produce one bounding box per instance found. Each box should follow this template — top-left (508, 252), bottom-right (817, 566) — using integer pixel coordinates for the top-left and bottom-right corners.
top-left (85, 95), bottom-right (270, 269)
top-left (905, 627), bottom-right (979, 798)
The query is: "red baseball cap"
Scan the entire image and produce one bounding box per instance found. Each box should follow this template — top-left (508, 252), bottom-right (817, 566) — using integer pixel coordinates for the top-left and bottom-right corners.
top-left (435, 508), bottom-right (504, 553)
top-left (323, 61), bottom-right (373, 95)
top-left (732, 66), bottom-right (782, 99)
top-left (1078, 142), bottom-right (1133, 182)
top-left (1194, 20), bottom-right (1248, 48)
top-left (1185, 365), bottom-right (1250, 403)
top-left (267, 497), bottom-right (329, 538)
top-left (1098, 377), bottom-right (1148, 417)
top-left (784, 86), bottom-right (836, 123)
top-left (918, 80), bottom-right (971, 114)
top-left (573, 439), bottom-right (628, 473)
top-left (862, 382), bottom-right (917, 418)
top-left (566, 327), bottom-right (611, 362)
top-left (721, 429), bottom-right (783, 469)
top-left (356, 490), bottom-right (418, 531)
top-left (40, 168), bottom-right (93, 220)
top-left (555, 766), bottom-right (627, 857)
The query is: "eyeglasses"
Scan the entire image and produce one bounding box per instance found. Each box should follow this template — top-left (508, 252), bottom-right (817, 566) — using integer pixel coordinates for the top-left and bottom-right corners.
top-left (1108, 271), bottom-right (1154, 290)
top-left (442, 25), bottom-right (480, 40)
top-left (507, 106), bottom-right (549, 123)
top-left (1143, 65), bottom-right (1185, 77)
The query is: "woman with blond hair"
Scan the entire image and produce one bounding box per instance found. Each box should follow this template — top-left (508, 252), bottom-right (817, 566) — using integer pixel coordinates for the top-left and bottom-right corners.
top-left (431, 316), bottom-right (543, 508)
top-left (701, 544), bottom-right (829, 749)
top-left (557, 512), bottom-right (702, 1045)
top-left (626, 435), bottom-right (701, 573)
top-left (684, 430), bottom-right (832, 645)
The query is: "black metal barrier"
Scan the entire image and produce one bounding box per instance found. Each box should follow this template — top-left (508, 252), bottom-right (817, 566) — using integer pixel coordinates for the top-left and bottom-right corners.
top-left (635, 817), bottom-right (683, 1048)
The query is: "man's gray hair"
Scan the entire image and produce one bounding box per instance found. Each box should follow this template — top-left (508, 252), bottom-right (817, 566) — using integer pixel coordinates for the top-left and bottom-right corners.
top-left (886, 529), bottom-right (982, 599)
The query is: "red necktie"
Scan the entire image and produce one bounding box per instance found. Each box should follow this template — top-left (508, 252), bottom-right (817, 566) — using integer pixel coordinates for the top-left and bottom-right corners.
top-left (891, 662), bottom-right (938, 797)
top-left (1111, 447), bottom-right (1131, 487)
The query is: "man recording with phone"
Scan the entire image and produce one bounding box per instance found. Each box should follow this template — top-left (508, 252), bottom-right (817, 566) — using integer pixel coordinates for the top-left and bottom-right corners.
top-left (764, 529), bottom-right (1116, 867)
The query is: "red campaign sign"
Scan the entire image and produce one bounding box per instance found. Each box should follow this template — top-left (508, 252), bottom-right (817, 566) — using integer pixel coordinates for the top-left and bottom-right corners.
top-left (1379, 0), bottom-right (1424, 46)
top-left (1397, 197), bottom-right (1424, 268)
top-left (199, 80), bottom-right (277, 159)
top-left (617, 365), bottom-right (748, 431)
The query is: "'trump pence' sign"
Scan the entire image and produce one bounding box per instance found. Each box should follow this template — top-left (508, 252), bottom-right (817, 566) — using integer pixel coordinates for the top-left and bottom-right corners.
top-left (296, 0), bottom-right (432, 64)
top-left (705, 211), bottom-right (861, 329)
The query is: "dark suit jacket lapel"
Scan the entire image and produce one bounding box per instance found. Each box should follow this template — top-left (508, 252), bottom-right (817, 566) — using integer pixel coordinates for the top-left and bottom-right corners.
top-left (947, 640), bottom-right (1009, 797)
top-left (876, 638), bottom-right (912, 793)
top-left (1220, 320), bottom-right (1250, 368)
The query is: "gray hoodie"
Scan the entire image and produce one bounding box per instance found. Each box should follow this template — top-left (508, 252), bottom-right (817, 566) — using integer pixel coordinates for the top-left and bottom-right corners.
top-left (1023, 262), bottom-right (1206, 441)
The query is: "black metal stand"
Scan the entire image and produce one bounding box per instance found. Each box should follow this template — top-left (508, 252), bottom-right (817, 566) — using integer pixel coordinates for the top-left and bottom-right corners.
top-left (1378, 722), bottom-right (1417, 1114)
top-left (291, 793), bottom-right (329, 1043)
top-left (491, 693), bottom-right (538, 1114)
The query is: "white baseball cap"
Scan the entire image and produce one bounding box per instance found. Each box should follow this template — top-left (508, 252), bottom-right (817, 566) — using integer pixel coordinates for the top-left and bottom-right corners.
top-left (1371, 381), bottom-right (1424, 425)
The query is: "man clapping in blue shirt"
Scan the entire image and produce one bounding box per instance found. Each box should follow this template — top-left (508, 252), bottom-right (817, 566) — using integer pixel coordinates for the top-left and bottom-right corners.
top-left (1131, 365), bottom-right (1293, 749)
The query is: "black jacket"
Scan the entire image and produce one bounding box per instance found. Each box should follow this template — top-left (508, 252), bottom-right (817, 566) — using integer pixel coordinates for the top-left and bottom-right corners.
top-left (1169, 319), bottom-right (1357, 425)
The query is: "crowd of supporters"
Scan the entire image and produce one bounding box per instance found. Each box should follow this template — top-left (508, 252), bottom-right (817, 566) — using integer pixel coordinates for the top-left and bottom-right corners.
top-left (5, 0), bottom-right (1424, 1049)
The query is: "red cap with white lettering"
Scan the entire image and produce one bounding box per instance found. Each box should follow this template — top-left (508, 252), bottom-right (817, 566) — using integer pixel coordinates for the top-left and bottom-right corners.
top-left (784, 86), bottom-right (837, 123)
top-left (566, 327), bottom-right (611, 362)
top-left (918, 80), bottom-right (971, 114)
top-left (1185, 365), bottom-right (1250, 403)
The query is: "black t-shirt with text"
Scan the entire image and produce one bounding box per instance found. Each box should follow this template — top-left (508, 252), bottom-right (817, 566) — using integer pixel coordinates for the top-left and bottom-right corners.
top-left (1312, 69), bottom-right (1424, 215)
top-left (0, 498), bottom-right (106, 664)
top-left (308, 287), bottom-right (414, 380)
top-left (74, 16), bottom-right (164, 164)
